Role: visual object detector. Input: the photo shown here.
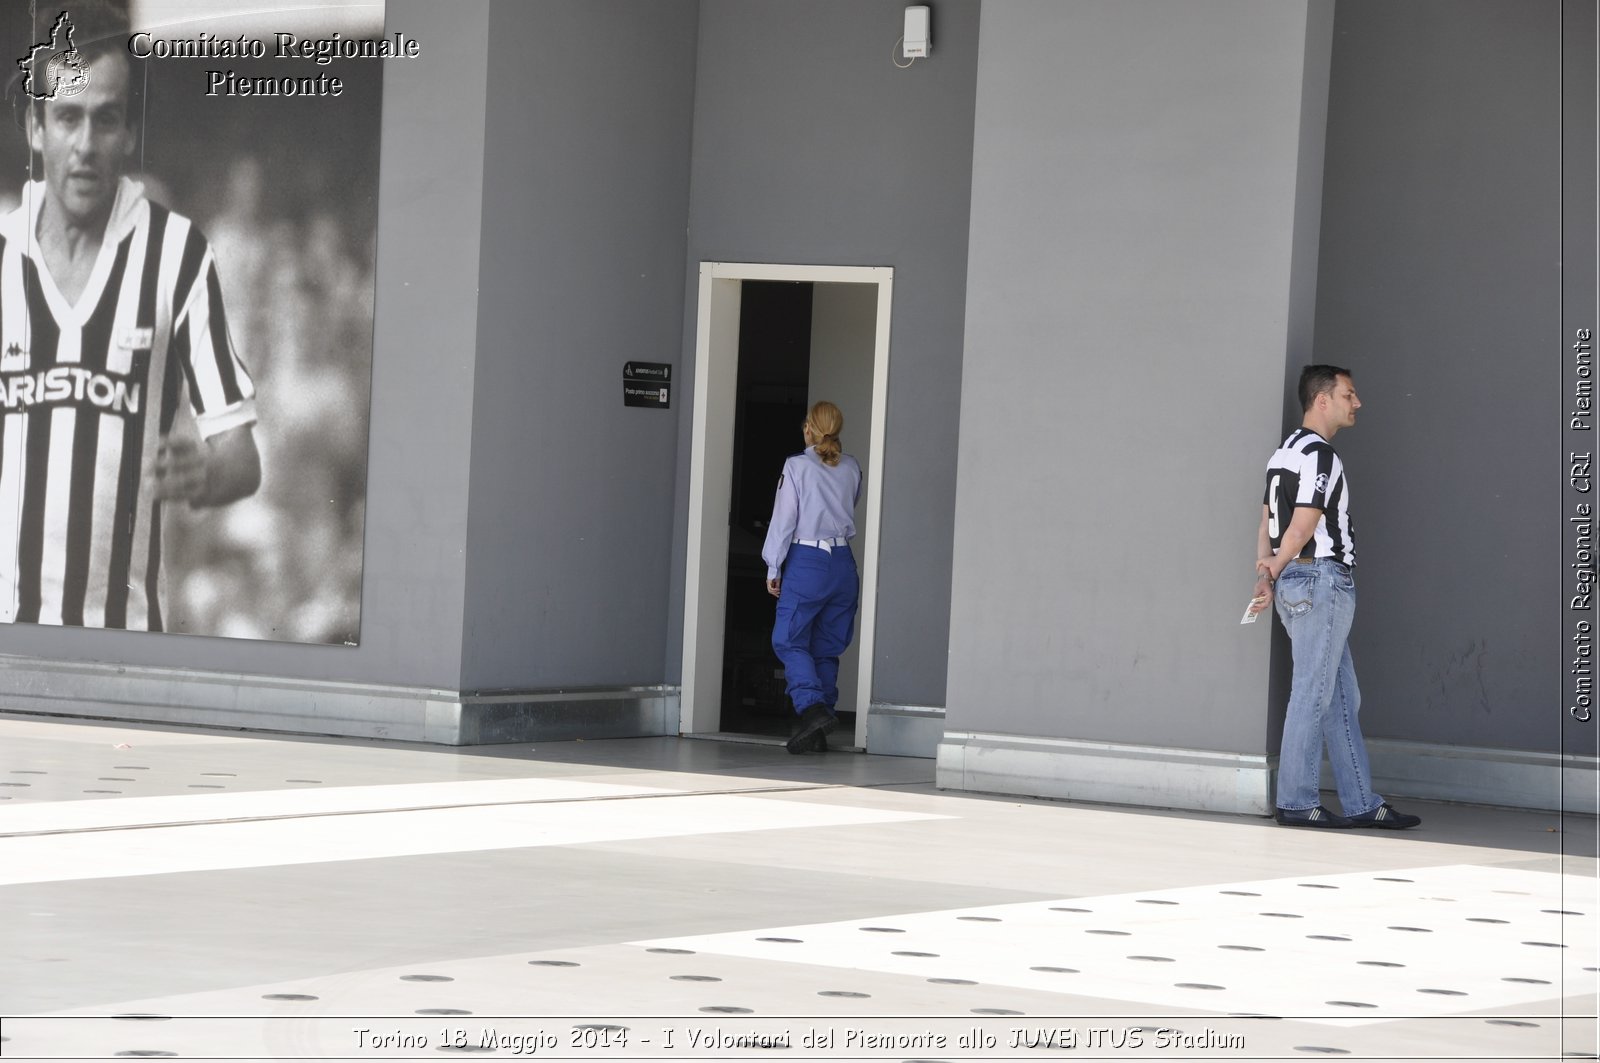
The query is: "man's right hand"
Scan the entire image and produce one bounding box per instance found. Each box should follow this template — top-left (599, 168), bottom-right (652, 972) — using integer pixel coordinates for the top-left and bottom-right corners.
top-left (1248, 574), bottom-right (1274, 615)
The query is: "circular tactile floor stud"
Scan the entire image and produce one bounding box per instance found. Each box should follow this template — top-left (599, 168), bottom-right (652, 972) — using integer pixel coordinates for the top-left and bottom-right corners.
top-left (700, 1006), bottom-right (753, 1014)
top-left (1542, 909), bottom-right (1585, 915)
top-left (527, 960), bottom-right (579, 967)
top-left (113, 1052), bottom-right (177, 1058)
top-left (861, 926), bottom-right (905, 933)
top-left (113, 766), bottom-right (149, 771)
top-left (0, 783), bottom-right (31, 787)
top-left (1176, 983), bottom-right (1225, 991)
top-left (1261, 912), bottom-right (1303, 919)
top-left (646, 948), bottom-right (694, 954)
top-left (1522, 941), bottom-right (1567, 948)
top-left (1468, 918), bottom-right (1510, 924)
top-left (1085, 929), bottom-right (1131, 936)
top-left (757, 937), bottom-right (802, 943)
top-left (1219, 945), bottom-right (1265, 952)
top-left (1299, 883), bottom-right (1339, 889)
top-left (262, 994), bottom-right (318, 1002)
top-left (892, 951), bottom-right (939, 958)
top-left (10, 770), bottom-right (46, 774)
top-left (286, 779), bottom-right (323, 784)
top-left (200, 772), bottom-right (237, 777)
top-left (1293, 1047), bottom-right (1350, 1055)
top-left (1357, 961), bottom-right (1405, 968)
top-left (418, 1008), bottom-right (473, 1016)
top-left (1220, 890), bottom-right (1261, 896)
top-left (400, 975), bottom-right (454, 982)
top-left (1029, 966), bottom-right (1078, 973)
top-left (957, 916), bottom-right (1001, 922)
top-left (112, 1015), bottom-right (172, 1022)
top-left (99, 777), bottom-right (136, 782)
top-left (1137, 899), bottom-right (1180, 905)
top-left (671, 975), bottom-right (721, 982)
top-left (1128, 955), bottom-right (1175, 962)
top-left (187, 784), bottom-right (225, 789)
top-left (1307, 935), bottom-right (1351, 941)
top-left (1327, 1000), bottom-right (1377, 1009)
top-left (84, 789), bottom-right (120, 794)
top-left (927, 978), bottom-right (976, 985)
top-left (1502, 977), bottom-right (1552, 984)
top-left (1388, 926), bottom-right (1432, 933)
top-left (1493, 890), bottom-right (1532, 896)
top-left (971, 1008), bottom-right (1023, 1016)
top-left (819, 991), bottom-right (870, 999)
top-left (1049, 906), bottom-right (1092, 912)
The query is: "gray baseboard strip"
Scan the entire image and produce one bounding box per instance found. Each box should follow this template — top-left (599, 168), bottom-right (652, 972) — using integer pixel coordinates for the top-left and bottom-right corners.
top-left (0, 654), bottom-right (678, 746)
top-left (936, 730), bottom-right (1274, 816)
top-left (1366, 738), bottom-right (1598, 815)
top-left (865, 702), bottom-right (943, 758)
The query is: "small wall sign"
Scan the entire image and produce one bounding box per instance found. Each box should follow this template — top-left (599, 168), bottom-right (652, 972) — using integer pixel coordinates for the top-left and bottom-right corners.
top-left (623, 362), bottom-right (671, 408)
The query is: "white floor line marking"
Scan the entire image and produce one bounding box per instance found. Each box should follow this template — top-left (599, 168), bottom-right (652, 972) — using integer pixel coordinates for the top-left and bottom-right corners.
top-left (0, 793), bottom-right (947, 885)
top-left (0, 777), bottom-right (677, 834)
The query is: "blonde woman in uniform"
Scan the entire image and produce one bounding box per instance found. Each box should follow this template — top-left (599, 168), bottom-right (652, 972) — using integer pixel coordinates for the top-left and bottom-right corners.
top-left (762, 401), bottom-right (862, 754)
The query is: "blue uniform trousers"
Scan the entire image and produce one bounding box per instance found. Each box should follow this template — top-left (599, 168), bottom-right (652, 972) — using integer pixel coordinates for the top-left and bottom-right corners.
top-left (772, 544), bottom-right (859, 714)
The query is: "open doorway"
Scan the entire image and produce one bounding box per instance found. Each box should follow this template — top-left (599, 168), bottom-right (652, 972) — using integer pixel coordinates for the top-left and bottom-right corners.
top-left (720, 280), bottom-right (880, 738)
top-left (681, 263), bottom-right (893, 749)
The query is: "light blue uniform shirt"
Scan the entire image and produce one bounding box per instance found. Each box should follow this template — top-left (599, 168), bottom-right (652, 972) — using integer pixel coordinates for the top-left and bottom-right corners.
top-left (762, 447), bottom-right (862, 579)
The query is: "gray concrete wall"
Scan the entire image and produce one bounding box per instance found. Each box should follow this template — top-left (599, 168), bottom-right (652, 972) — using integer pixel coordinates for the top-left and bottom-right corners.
top-left (459, 0), bottom-right (698, 691)
top-left (1311, 0), bottom-right (1563, 752)
top-left (946, 0), bottom-right (1326, 755)
top-left (666, 0), bottom-right (982, 708)
top-left (0, 0), bottom-right (490, 693)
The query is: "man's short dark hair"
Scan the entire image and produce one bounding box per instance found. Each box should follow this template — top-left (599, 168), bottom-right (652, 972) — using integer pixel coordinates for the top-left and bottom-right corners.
top-left (1299, 364), bottom-right (1352, 412)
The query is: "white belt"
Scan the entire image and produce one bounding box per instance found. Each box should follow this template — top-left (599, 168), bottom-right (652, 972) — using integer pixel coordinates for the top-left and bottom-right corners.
top-left (794, 536), bottom-right (848, 551)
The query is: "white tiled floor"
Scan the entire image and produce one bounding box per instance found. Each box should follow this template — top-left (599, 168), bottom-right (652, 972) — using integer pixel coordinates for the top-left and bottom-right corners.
top-left (0, 714), bottom-right (1594, 1061)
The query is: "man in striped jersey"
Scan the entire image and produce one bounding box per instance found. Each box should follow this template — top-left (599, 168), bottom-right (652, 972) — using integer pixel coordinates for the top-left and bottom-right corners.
top-left (1248, 366), bottom-right (1419, 830)
top-left (1, 19), bottom-right (260, 632)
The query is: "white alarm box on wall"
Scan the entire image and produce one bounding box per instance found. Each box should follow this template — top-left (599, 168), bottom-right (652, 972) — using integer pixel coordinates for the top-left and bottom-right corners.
top-left (904, 5), bottom-right (931, 58)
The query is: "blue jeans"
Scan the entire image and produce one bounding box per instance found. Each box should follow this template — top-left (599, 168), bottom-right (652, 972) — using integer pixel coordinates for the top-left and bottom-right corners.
top-left (1273, 558), bottom-right (1381, 815)
top-left (772, 544), bottom-right (858, 713)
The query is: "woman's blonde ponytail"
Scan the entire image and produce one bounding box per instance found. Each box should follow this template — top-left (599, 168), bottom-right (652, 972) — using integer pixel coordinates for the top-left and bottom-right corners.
top-left (807, 401), bottom-right (844, 467)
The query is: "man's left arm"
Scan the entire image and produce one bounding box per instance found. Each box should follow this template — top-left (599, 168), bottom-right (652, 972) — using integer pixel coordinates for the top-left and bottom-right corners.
top-left (154, 424), bottom-right (261, 508)
top-left (1249, 505), bottom-right (1275, 613)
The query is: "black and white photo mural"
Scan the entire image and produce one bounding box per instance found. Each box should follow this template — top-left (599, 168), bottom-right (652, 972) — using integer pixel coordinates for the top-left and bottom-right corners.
top-left (0, 0), bottom-right (386, 643)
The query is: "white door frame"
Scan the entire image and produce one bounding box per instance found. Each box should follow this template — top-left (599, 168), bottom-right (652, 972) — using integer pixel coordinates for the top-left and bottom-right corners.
top-left (680, 262), bottom-right (894, 750)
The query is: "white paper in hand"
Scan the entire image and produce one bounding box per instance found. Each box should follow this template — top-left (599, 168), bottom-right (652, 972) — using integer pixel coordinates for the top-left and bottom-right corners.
top-left (1240, 597), bottom-right (1266, 625)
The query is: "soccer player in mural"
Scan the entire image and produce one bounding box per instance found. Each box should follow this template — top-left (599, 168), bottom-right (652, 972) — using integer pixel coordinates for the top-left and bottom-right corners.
top-left (0, 6), bottom-right (261, 631)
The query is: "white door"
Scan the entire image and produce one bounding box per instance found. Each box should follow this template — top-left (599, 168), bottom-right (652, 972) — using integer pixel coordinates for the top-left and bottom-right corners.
top-left (681, 263), bottom-right (893, 749)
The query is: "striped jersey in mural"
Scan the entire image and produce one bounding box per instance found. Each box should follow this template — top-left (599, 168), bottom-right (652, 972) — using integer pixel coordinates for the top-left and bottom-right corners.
top-left (0, 178), bottom-right (257, 629)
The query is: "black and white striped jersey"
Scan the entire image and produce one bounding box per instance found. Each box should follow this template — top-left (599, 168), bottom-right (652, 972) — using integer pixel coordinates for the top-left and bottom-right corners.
top-left (0, 178), bottom-right (257, 630)
top-left (1263, 427), bottom-right (1355, 567)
